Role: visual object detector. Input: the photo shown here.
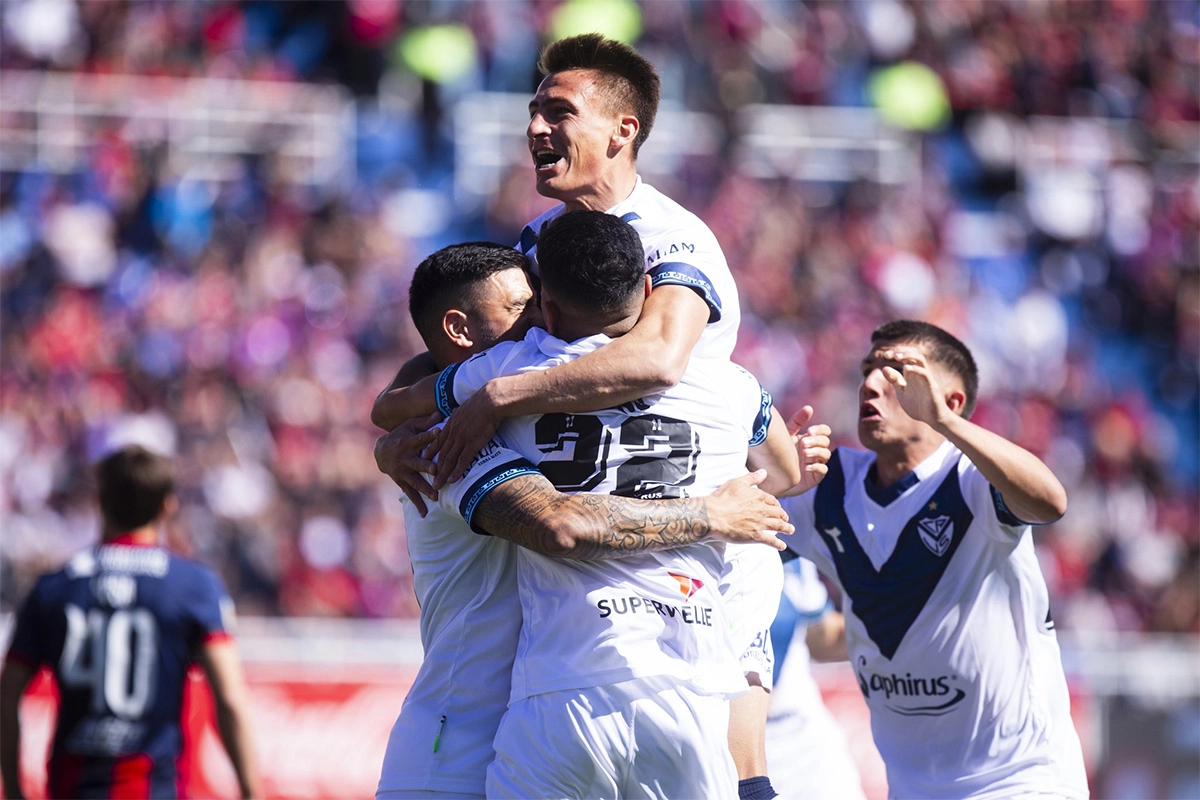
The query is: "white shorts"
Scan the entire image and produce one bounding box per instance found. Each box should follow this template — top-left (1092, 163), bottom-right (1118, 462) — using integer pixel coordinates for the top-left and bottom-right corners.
top-left (486, 676), bottom-right (737, 800)
top-left (722, 544), bottom-right (784, 689)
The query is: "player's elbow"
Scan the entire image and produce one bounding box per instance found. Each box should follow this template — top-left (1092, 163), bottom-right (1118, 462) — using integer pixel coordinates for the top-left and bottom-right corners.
top-left (535, 519), bottom-right (584, 558)
top-left (369, 401), bottom-right (389, 430)
top-left (1042, 488), bottom-right (1068, 523)
top-left (639, 356), bottom-right (686, 393)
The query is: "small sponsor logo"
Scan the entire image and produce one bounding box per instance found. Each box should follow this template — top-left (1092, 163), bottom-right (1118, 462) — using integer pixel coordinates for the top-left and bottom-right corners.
top-left (918, 514), bottom-right (953, 556)
top-left (667, 571), bottom-right (704, 600)
top-left (856, 656), bottom-right (966, 717)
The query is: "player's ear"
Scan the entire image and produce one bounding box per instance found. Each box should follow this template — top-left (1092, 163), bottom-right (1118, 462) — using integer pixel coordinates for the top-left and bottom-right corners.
top-left (610, 114), bottom-right (639, 155)
top-left (542, 297), bottom-right (562, 336)
top-left (443, 309), bottom-right (473, 349)
top-left (643, 274), bottom-right (652, 298)
top-left (161, 493), bottom-right (180, 519)
top-left (945, 386), bottom-right (967, 416)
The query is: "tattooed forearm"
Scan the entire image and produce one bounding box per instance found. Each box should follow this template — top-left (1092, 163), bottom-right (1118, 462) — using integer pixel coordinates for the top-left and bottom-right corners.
top-left (472, 474), bottom-right (713, 559)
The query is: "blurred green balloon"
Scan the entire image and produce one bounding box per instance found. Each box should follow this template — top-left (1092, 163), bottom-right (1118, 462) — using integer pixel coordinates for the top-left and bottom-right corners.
top-left (396, 24), bottom-right (477, 84)
top-left (549, 0), bottom-right (643, 44)
top-left (868, 61), bottom-right (950, 131)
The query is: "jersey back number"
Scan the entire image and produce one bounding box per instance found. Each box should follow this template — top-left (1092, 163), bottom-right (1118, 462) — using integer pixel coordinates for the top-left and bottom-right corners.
top-left (60, 603), bottom-right (158, 719)
top-left (536, 413), bottom-right (699, 499)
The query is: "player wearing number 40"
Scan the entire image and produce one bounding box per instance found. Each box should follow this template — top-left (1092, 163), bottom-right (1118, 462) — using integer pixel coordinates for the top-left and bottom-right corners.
top-left (0, 445), bottom-right (260, 800)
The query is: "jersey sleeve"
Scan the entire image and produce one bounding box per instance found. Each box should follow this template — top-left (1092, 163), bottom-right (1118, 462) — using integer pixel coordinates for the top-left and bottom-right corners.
top-left (4, 577), bottom-right (51, 668)
top-left (433, 340), bottom-right (531, 417)
top-left (956, 458), bottom-right (1031, 541)
top-left (725, 363), bottom-right (772, 446)
top-left (181, 564), bottom-right (235, 647)
top-left (438, 437), bottom-right (541, 535)
top-left (779, 490), bottom-right (821, 562)
top-left (645, 228), bottom-right (729, 323)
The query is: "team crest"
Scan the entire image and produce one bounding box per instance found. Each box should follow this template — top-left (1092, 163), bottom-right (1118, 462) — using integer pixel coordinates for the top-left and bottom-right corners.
top-left (918, 515), bottom-right (953, 556)
top-left (667, 571), bottom-right (704, 600)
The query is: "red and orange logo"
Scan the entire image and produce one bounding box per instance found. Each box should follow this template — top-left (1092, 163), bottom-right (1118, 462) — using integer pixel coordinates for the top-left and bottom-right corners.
top-left (667, 571), bottom-right (704, 601)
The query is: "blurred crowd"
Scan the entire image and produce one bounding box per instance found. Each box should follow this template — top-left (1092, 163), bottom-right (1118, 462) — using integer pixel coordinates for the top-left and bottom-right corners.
top-left (1, 0), bottom-right (1197, 636)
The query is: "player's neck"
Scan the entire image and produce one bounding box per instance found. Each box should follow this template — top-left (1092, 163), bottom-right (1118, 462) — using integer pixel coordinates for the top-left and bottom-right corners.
top-left (103, 524), bottom-right (160, 547)
top-left (871, 436), bottom-right (946, 489)
top-left (560, 169), bottom-right (637, 213)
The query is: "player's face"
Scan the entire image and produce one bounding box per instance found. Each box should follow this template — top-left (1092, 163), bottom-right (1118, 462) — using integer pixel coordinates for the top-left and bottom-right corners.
top-left (857, 339), bottom-right (929, 452)
top-left (469, 267), bottom-right (542, 351)
top-left (527, 70), bottom-right (624, 207)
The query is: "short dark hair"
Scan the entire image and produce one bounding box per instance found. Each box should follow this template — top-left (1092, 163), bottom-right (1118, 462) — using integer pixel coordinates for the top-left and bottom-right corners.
top-left (537, 211), bottom-right (645, 315)
top-left (97, 445), bottom-right (175, 532)
top-left (871, 320), bottom-right (980, 417)
top-left (538, 34), bottom-right (660, 156)
top-left (408, 243), bottom-right (532, 350)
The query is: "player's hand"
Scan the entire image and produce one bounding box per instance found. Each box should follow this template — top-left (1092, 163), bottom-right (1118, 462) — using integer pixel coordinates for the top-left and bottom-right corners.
top-left (881, 348), bottom-right (951, 428)
top-left (429, 387), bottom-right (502, 490)
top-left (782, 406), bottom-right (832, 496)
top-left (705, 469), bottom-right (793, 550)
top-left (374, 411), bottom-right (443, 516)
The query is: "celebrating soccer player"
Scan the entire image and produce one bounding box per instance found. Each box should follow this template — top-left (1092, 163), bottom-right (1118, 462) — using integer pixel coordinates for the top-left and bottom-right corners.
top-left (777, 321), bottom-right (1089, 798)
top-left (374, 237), bottom-right (798, 800)
top-left (372, 34), bottom-right (798, 796)
top-left (414, 211), bottom-right (813, 798)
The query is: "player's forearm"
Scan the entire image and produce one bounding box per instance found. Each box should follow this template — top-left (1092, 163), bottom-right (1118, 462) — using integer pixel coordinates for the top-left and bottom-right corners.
top-left (483, 338), bottom-right (681, 419)
top-left (0, 666), bottom-right (31, 799)
top-left (483, 288), bottom-right (706, 417)
top-left (372, 373), bottom-right (439, 431)
top-left (475, 479), bottom-right (717, 559)
top-left (935, 413), bottom-right (1068, 524)
top-left (214, 702), bottom-right (261, 799)
top-left (806, 611), bottom-right (849, 662)
top-left (0, 714), bottom-right (21, 800)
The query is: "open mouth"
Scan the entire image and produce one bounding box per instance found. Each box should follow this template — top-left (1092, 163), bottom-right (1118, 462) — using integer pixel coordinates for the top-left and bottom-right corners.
top-left (534, 149), bottom-right (562, 170)
top-left (860, 403), bottom-right (881, 421)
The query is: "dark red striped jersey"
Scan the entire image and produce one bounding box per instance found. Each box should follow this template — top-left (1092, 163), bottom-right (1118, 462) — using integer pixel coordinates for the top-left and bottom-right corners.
top-left (5, 536), bottom-right (233, 799)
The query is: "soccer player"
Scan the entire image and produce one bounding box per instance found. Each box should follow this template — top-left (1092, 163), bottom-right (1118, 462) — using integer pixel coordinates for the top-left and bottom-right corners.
top-left (374, 241), bottom-right (796, 800)
top-left (0, 445), bottom-right (259, 800)
top-left (372, 35), bottom-right (794, 796)
top-left (779, 320), bottom-right (1089, 799)
top-left (419, 211), bottom-right (817, 799)
top-left (764, 558), bottom-right (865, 800)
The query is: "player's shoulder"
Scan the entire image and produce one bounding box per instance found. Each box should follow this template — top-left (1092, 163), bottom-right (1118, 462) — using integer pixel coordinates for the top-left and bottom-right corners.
top-left (834, 445), bottom-right (876, 473)
top-left (519, 205), bottom-right (566, 248)
top-left (158, 550), bottom-right (228, 595)
top-left (626, 181), bottom-right (718, 240)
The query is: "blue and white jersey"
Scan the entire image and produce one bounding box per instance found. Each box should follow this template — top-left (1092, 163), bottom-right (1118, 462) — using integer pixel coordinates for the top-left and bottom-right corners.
top-left (5, 539), bottom-right (232, 799)
top-left (376, 495), bottom-right (523, 797)
top-left (780, 442), bottom-right (1088, 800)
top-left (518, 177), bottom-right (740, 359)
top-left (436, 328), bottom-right (773, 702)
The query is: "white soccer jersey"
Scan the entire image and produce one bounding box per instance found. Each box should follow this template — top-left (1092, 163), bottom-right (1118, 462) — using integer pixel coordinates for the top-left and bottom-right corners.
top-left (376, 498), bottom-right (523, 797)
top-left (765, 558), bottom-right (865, 800)
top-left (517, 176), bottom-right (740, 359)
top-left (780, 442), bottom-right (1089, 800)
top-left (436, 327), bottom-right (773, 701)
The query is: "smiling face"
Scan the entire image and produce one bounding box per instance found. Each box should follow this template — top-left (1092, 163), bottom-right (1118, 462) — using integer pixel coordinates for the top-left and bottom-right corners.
top-left (527, 69), bottom-right (637, 210)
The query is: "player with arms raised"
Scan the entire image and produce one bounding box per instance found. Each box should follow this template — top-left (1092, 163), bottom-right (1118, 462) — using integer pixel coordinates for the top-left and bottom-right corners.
top-left (373, 34), bottom-right (793, 797)
top-left (780, 321), bottom-right (1089, 799)
top-left (425, 211), bottom-right (819, 798)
